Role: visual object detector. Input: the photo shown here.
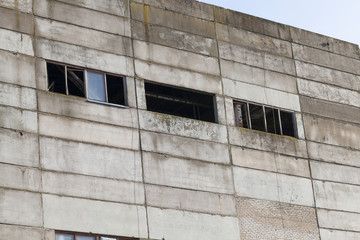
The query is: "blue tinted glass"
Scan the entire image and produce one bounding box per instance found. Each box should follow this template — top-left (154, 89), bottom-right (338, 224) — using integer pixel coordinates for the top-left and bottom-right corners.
top-left (77, 236), bottom-right (95, 240)
top-left (87, 71), bottom-right (105, 101)
top-left (56, 234), bottom-right (74, 240)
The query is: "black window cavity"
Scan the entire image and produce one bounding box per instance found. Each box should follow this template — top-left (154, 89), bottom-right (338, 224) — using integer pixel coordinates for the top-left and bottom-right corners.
top-left (234, 100), bottom-right (297, 137)
top-left (47, 62), bottom-right (126, 106)
top-left (145, 82), bottom-right (217, 123)
top-left (55, 231), bottom-right (139, 240)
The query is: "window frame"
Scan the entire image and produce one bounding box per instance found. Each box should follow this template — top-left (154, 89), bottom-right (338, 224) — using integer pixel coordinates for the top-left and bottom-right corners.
top-left (46, 60), bottom-right (128, 108)
top-left (233, 99), bottom-right (298, 138)
top-left (55, 231), bottom-right (139, 240)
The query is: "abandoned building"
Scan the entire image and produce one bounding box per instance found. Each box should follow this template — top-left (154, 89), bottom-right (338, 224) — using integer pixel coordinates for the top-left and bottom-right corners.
top-left (1, 0), bottom-right (360, 239)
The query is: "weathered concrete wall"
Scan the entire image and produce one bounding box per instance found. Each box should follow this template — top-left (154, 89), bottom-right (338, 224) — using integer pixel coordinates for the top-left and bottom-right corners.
top-left (1, 0), bottom-right (359, 239)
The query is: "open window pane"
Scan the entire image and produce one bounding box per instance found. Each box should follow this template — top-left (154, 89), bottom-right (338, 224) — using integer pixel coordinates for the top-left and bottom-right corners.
top-left (47, 62), bottom-right (66, 94)
top-left (67, 67), bottom-right (85, 97)
top-left (56, 234), bottom-right (74, 240)
top-left (249, 104), bottom-right (266, 131)
top-left (107, 74), bottom-right (125, 105)
top-left (145, 82), bottom-right (216, 122)
top-left (280, 111), bottom-right (295, 137)
top-left (265, 107), bottom-right (281, 134)
top-left (87, 71), bottom-right (106, 101)
top-left (234, 102), bottom-right (249, 128)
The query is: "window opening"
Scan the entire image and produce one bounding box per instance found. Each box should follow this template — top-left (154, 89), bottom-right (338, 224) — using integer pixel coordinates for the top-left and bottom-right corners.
top-left (47, 61), bottom-right (126, 107)
top-left (56, 232), bottom-right (139, 240)
top-left (234, 100), bottom-right (297, 137)
top-left (145, 82), bottom-right (217, 123)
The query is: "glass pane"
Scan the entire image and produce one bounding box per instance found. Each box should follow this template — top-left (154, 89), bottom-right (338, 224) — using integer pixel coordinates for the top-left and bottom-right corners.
top-left (280, 110), bottom-right (296, 137)
top-left (77, 236), bottom-right (96, 240)
top-left (106, 74), bottom-right (125, 105)
top-left (56, 233), bottom-right (74, 240)
top-left (47, 62), bottom-right (66, 94)
top-left (87, 71), bottom-right (106, 101)
top-left (249, 104), bottom-right (266, 131)
top-left (67, 67), bottom-right (85, 97)
top-left (234, 102), bottom-right (248, 128)
top-left (265, 107), bottom-right (281, 134)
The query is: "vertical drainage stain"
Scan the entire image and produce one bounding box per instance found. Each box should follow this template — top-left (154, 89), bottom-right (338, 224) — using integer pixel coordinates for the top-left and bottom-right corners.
top-left (143, 5), bottom-right (150, 41)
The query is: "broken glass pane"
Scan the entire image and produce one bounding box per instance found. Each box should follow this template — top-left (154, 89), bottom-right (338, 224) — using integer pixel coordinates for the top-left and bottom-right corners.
top-left (265, 107), bottom-right (281, 134)
top-left (47, 62), bottom-right (66, 94)
top-left (67, 67), bottom-right (85, 97)
top-left (249, 104), bottom-right (265, 131)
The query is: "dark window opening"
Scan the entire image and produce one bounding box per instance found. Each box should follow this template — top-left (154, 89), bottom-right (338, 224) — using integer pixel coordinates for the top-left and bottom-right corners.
top-left (55, 231), bottom-right (139, 240)
top-left (145, 82), bottom-right (217, 123)
top-left (47, 61), bottom-right (126, 107)
top-left (234, 100), bottom-right (297, 138)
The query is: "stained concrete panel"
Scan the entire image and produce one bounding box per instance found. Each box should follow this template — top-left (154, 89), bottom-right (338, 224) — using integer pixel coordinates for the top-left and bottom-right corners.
top-left (40, 137), bottom-right (142, 181)
top-left (43, 194), bottom-right (148, 238)
top-left (0, 189), bottom-right (42, 227)
top-left (0, 163), bottom-right (41, 191)
top-left (0, 82), bottom-right (37, 110)
top-left (0, 0), bottom-right (32, 13)
top-left (233, 167), bottom-right (314, 206)
top-left (0, 7), bottom-right (34, 35)
top-left (0, 224), bottom-right (43, 240)
top-left (148, 207), bottom-right (240, 240)
top-left (0, 129), bottom-right (39, 167)
top-left (0, 28), bottom-right (33, 56)
top-left (311, 161), bottom-right (360, 185)
top-left (143, 152), bottom-right (234, 194)
top-left (320, 229), bottom-right (360, 240)
top-left (0, 106), bottom-right (37, 133)
top-left (317, 209), bottom-right (360, 232)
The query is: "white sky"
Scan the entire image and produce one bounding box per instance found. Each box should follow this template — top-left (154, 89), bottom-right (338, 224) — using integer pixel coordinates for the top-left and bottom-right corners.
top-left (199, 0), bottom-right (360, 46)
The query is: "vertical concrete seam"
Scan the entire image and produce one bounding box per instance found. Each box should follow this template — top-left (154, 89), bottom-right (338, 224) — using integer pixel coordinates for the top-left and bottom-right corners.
top-left (212, 6), bottom-right (237, 219)
top-left (290, 37), bottom-right (321, 239)
top-left (129, 0), bottom-right (151, 239)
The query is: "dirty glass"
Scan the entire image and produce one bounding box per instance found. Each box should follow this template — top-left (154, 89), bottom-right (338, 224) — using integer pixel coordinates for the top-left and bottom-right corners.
top-left (87, 71), bottom-right (106, 101)
top-left (56, 234), bottom-right (74, 240)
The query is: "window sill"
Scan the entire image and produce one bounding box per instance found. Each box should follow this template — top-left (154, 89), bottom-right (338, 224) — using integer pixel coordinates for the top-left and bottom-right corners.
top-left (86, 99), bottom-right (129, 109)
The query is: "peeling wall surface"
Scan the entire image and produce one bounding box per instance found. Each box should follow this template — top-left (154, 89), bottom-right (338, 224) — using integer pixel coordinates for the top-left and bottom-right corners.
top-left (1, 0), bottom-right (360, 239)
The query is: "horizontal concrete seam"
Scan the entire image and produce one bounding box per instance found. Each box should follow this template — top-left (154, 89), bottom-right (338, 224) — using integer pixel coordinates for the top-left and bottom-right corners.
top-left (0, 126), bottom-right (37, 135)
top-left (0, 5), bottom-right (33, 14)
top-left (303, 113), bottom-right (360, 133)
top-left (301, 110), bottom-right (360, 127)
top-left (0, 80), bottom-right (37, 91)
top-left (0, 222), bottom-right (44, 230)
top-left (0, 103), bottom-right (38, 113)
top-left (298, 77), bottom-right (360, 96)
top-left (319, 227), bottom-right (360, 234)
top-left (317, 207), bottom-right (360, 215)
top-left (306, 140), bottom-right (360, 159)
top-left (232, 194), bottom-right (314, 208)
top-left (312, 178), bottom-right (360, 188)
top-left (308, 158), bottom-right (360, 170)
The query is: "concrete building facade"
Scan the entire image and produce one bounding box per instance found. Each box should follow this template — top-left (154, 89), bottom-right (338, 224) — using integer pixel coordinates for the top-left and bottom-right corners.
top-left (1, 0), bottom-right (360, 239)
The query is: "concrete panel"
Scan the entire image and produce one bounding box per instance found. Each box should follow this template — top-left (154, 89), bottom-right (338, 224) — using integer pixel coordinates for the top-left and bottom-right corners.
top-left (231, 147), bottom-right (310, 178)
top-left (290, 27), bottom-right (360, 59)
top-left (224, 97), bottom-right (235, 126)
top-left (0, 83), bottom-right (37, 110)
top-left (34, 0), bottom-right (131, 36)
top-left (42, 171), bottom-right (145, 204)
top-left (135, 79), bottom-right (146, 110)
top-left (40, 137), bottom-right (142, 181)
top-left (237, 198), bottom-right (319, 240)
top-left (143, 152), bottom-right (234, 194)
top-left (320, 229), bottom-right (360, 240)
top-left (139, 110), bottom-right (227, 143)
top-left (125, 77), bottom-right (137, 109)
top-left (304, 115), bottom-right (360, 150)
top-left (0, 106), bottom-right (37, 133)
top-left (57, 0), bottom-right (130, 17)
top-left (135, 60), bottom-right (222, 94)
top-left (300, 96), bottom-right (360, 125)
top-left (0, 0), bottom-right (32, 13)
top-left (35, 18), bottom-right (133, 56)
top-left (216, 95), bottom-right (227, 125)
top-left (0, 49), bottom-right (35, 88)
top-left (298, 78), bottom-right (360, 108)
top-left (0, 28), bottom-right (33, 56)
top-left (43, 194), bottom-right (148, 238)
top-left (317, 209), bottom-right (360, 232)
top-left (216, 23), bottom-right (292, 58)
top-left (141, 131), bottom-right (230, 164)
top-left (148, 207), bottom-right (240, 240)
top-left (0, 163), bottom-right (41, 191)
top-left (35, 39), bottom-right (134, 77)
top-left (36, 58), bottom-right (47, 91)
top-left (223, 79), bottom-right (300, 111)
top-left (0, 224), bottom-right (43, 240)
top-left (293, 43), bottom-right (360, 75)
top-left (0, 7), bottom-right (33, 34)
top-left (0, 189), bottom-right (42, 227)
top-left (214, 7), bottom-right (291, 40)
top-left (146, 185), bottom-right (236, 216)
top-left (229, 126), bottom-right (308, 158)
top-left (131, 2), bottom-right (216, 38)
top-left (134, 41), bottom-right (220, 76)
top-left (221, 60), bottom-right (298, 93)
top-left (132, 0), bottom-right (214, 21)
top-left (0, 129), bottom-right (39, 167)
top-left (219, 42), bottom-right (295, 75)
top-left (38, 91), bottom-right (138, 129)
top-left (233, 167), bottom-right (314, 206)
top-left (307, 141), bottom-right (360, 168)
top-left (295, 61), bottom-right (360, 91)
top-left (132, 21), bottom-right (218, 56)
top-left (39, 114), bottom-right (139, 150)
top-left (311, 161), bottom-right (360, 185)
top-left (295, 113), bottom-right (306, 140)
top-left (314, 181), bottom-right (360, 213)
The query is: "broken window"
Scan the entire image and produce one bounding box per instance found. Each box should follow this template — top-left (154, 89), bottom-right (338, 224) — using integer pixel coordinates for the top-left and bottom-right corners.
top-left (47, 61), bottom-right (126, 106)
top-left (55, 231), bottom-right (139, 240)
top-left (233, 100), bottom-right (297, 137)
top-left (145, 82), bottom-right (217, 123)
